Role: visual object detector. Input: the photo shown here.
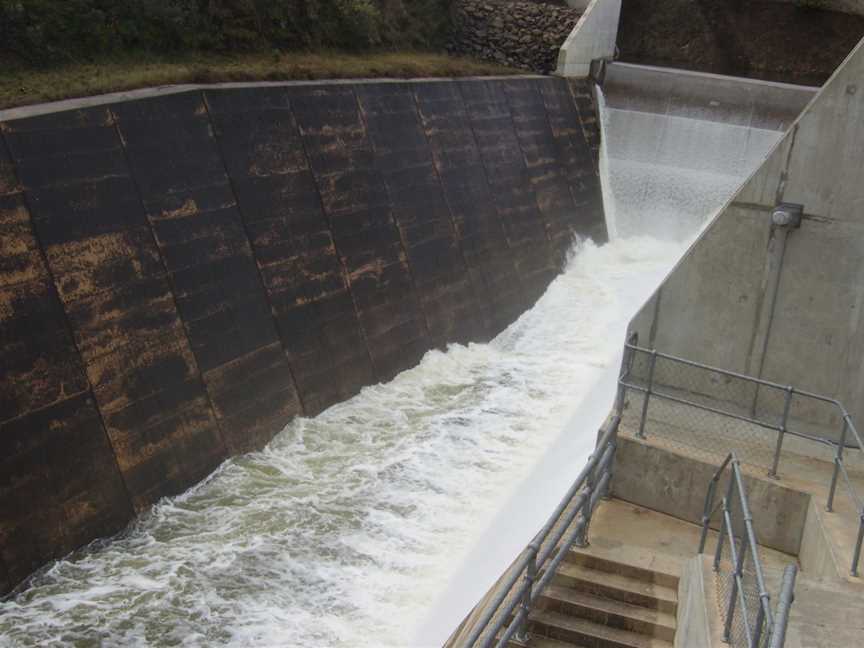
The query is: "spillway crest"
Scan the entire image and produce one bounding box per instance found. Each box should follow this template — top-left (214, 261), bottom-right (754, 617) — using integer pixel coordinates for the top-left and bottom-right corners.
top-left (0, 86), bottom-right (780, 647)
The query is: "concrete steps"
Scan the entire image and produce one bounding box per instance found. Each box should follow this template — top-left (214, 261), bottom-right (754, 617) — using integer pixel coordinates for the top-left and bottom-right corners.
top-left (512, 544), bottom-right (678, 648)
top-left (550, 562), bottom-right (678, 615)
top-left (538, 585), bottom-right (677, 641)
top-left (528, 610), bottom-right (672, 648)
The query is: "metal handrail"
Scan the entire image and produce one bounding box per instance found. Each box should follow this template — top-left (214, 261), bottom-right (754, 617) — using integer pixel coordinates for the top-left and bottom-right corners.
top-left (455, 415), bottom-right (620, 648)
top-left (698, 452), bottom-right (797, 648)
top-left (620, 341), bottom-right (864, 577)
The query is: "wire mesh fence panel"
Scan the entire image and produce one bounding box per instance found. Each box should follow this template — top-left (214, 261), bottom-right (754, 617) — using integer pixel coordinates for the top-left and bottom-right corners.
top-left (713, 493), bottom-right (772, 648)
top-left (619, 345), bottom-right (864, 476)
top-left (619, 385), bottom-right (780, 472)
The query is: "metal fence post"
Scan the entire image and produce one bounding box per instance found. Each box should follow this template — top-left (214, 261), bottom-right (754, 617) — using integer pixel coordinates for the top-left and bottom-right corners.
top-left (769, 565), bottom-right (797, 648)
top-left (574, 477), bottom-right (593, 548)
top-left (637, 350), bottom-right (658, 439)
top-left (699, 478), bottom-right (718, 555)
top-left (768, 386), bottom-right (793, 479)
top-left (852, 513), bottom-right (864, 577)
top-left (827, 417), bottom-right (848, 513)
top-left (723, 525), bottom-right (746, 643)
top-left (752, 590), bottom-right (766, 647)
top-left (514, 549), bottom-right (537, 642)
top-left (714, 497), bottom-right (727, 572)
top-left (615, 345), bottom-right (633, 416)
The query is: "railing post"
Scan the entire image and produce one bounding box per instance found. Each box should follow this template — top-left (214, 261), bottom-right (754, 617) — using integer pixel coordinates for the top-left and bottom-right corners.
top-left (723, 520), bottom-right (745, 643)
top-left (852, 513), bottom-right (864, 578)
top-left (637, 350), bottom-right (658, 439)
top-left (699, 478), bottom-right (718, 554)
top-left (768, 565), bottom-right (797, 648)
top-left (514, 549), bottom-right (537, 642)
top-left (768, 386), bottom-right (793, 479)
top-left (826, 416), bottom-right (848, 513)
top-left (753, 598), bottom-right (766, 647)
top-left (713, 497), bottom-right (727, 572)
top-left (574, 478), bottom-right (593, 548)
top-left (615, 344), bottom-right (634, 416)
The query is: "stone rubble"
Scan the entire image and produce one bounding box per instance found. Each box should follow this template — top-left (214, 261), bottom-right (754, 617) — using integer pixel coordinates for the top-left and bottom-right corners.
top-left (449, 0), bottom-right (582, 74)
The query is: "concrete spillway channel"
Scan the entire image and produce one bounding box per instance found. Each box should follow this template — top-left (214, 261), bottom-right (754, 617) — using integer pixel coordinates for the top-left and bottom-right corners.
top-left (4, 8), bottom-right (864, 642)
top-left (450, 30), bottom-right (864, 648)
top-left (0, 59), bottom-right (824, 646)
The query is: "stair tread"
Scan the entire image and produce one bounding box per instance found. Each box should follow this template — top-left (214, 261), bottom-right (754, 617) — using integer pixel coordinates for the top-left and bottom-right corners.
top-left (530, 609), bottom-right (674, 648)
top-left (499, 629), bottom-right (588, 648)
top-left (540, 585), bottom-right (677, 630)
top-left (524, 636), bottom-right (588, 648)
top-left (567, 546), bottom-right (680, 585)
top-left (555, 563), bottom-right (678, 603)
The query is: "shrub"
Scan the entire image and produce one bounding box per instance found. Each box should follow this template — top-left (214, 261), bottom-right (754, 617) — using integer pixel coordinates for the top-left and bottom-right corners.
top-left (0, 0), bottom-right (454, 65)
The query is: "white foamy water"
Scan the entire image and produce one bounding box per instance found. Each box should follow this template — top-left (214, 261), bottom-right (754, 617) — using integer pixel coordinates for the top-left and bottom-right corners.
top-left (599, 94), bottom-right (782, 240)
top-left (0, 86), bottom-right (777, 648)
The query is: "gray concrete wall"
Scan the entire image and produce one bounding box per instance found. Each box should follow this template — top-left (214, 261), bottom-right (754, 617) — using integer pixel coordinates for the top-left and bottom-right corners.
top-left (613, 437), bottom-right (810, 555)
top-left (556, 0), bottom-right (621, 78)
top-left (628, 37), bottom-right (864, 440)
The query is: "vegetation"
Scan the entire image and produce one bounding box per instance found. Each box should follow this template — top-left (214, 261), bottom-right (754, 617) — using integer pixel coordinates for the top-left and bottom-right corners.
top-left (0, 1), bottom-right (455, 65)
top-left (0, 51), bottom-right (515, 110)
top-left (0, 1), bottom-right (521, 109)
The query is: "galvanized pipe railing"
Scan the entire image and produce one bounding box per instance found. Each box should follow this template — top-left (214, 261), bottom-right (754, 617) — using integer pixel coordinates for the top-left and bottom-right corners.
top-left (768, 565), bottom-right (798, 648)
top-left (622, 342), bottom-right (864, 577)
top-left (456, 415), bottom-right (620, 648)
top-left (699, 452), bottom-right (797, 648)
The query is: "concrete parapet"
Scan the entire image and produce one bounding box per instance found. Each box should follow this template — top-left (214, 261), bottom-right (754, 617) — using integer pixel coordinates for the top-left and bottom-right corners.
top-left (612, 437), bottom-right (810, 555)
top-left (556, 0), bottom-right (622, 78)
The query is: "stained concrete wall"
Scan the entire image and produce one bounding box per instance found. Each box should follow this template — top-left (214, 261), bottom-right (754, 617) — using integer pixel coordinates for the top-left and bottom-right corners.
top-left (628, 37), bottom-right (864, 440)
top-left (0, 76), bottom-right (606, 595)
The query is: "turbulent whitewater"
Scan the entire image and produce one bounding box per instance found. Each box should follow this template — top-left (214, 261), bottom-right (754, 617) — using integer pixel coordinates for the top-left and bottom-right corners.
top-left (0, 88), bottom-right (778, 648)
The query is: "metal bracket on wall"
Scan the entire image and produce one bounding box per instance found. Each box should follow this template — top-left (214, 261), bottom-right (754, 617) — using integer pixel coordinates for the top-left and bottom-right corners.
top-left (770, 203), bottom-right (804, 230)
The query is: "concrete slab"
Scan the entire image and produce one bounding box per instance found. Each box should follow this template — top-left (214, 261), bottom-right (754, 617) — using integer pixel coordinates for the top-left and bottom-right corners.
top-left (617, 398), bottom-right (864, 584)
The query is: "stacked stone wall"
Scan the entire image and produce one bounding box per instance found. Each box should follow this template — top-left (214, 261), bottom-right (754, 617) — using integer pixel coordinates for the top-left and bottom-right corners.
top-left (450, 0), bottom-right (582, 73)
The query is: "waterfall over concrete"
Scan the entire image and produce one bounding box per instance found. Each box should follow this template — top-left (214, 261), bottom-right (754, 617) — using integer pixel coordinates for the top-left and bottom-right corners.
top-left (0, 77), bottom-right (794, 647)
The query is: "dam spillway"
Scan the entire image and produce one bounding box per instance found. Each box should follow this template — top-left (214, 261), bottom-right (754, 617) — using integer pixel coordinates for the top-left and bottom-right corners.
top-left (0, 237), bottom-right (683, 647)
top-left (0, 65), bottom-right (799, 645)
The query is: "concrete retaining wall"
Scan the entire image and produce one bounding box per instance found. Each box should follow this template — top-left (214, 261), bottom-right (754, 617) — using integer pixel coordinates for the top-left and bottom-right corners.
top-left (0, 76), bottom-right (606, 595)
top-left (628, 36), bottom-right (864, 441)
top-left (556, 0), bottom-right (622, 78)
top-left (613, 438), bottom-right (810, 555)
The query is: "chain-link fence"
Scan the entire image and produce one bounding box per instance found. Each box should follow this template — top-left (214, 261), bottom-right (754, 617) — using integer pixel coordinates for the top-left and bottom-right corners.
top-left (618, 340), bottom-right (864, 578)
top-left (618, 342), bottom-right (864, 477)
top-left (699, 454), bottom-right (791, 648)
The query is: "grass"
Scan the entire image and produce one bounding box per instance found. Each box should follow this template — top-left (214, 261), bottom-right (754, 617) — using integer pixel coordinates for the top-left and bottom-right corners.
top-left (0, 51), bottom-right (520, 110)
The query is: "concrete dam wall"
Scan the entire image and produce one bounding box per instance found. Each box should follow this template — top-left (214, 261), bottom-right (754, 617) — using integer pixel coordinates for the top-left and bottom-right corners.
top-left (628, 37), bottom-right (864, 442)
top-left (0, 76), bottom-right (605, 595)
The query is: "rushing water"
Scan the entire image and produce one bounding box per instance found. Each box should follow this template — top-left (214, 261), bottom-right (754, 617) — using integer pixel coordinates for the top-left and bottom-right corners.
top-left (0, 88), bottom-right (779, 648)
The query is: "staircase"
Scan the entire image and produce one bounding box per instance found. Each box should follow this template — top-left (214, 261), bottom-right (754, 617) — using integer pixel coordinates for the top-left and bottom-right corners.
top-left (511, 547), bottom-right (678, 648)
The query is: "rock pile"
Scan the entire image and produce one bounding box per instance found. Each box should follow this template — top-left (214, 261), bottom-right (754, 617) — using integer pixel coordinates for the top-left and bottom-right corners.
top-left (450, 0), bottom-right (582, 73)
